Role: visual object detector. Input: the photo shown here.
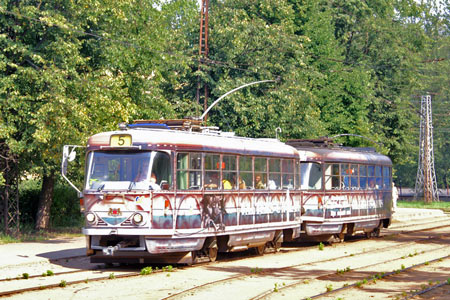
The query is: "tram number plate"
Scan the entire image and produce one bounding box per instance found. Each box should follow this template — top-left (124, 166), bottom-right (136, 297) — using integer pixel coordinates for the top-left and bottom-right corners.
top-left (110, 134), bottom-right (132, 147)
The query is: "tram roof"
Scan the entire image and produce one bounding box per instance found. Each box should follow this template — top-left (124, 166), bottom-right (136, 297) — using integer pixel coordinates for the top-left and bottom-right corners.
top-left (86, 128), bottom-right (299, 158)
top-left (295, 146), bottom-right (392, 166)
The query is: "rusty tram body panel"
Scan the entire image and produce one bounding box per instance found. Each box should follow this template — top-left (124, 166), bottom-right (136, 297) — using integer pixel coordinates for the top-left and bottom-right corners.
top-left (65, 121), bottom-right (392, 264)
top-left (291, 142), bottom-right (392, 241)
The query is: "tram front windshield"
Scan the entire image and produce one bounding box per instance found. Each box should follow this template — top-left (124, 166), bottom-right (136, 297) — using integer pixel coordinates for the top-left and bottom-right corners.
top-left (85, 151), bottom-right (171, 191)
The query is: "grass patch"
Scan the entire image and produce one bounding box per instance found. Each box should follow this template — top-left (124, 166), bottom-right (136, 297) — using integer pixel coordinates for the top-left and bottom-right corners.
top-left (0, 226), bottom-right (82, 244)
top-left (318, 242), bottom-right (325, 251)
top-left (397, 201), bottom-right (450, 212)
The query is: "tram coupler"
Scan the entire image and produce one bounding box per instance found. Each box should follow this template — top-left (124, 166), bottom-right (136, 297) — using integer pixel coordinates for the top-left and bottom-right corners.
top-left (102, 240), bottom-right (133, 256)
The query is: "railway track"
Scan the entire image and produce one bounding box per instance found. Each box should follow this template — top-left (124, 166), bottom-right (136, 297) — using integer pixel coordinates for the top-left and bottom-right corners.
top-left (250, 252), bottom-right (449, 300)
top-left (160, 228), bottom-right (449, 300)
top-left (1, 218), bottom-right (449, 299)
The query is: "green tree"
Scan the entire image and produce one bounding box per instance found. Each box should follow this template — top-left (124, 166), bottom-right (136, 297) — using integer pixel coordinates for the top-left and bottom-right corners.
top-left (0, 0), bottom-right (199, 229)
top-left (205, 0), bottom-right (324, 139)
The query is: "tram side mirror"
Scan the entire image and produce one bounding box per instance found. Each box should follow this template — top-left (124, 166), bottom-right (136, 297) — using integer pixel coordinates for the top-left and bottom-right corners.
top-left (62, 145), bottom-right (76, 175)
top-left (68, 150), bottom-right (76, 162)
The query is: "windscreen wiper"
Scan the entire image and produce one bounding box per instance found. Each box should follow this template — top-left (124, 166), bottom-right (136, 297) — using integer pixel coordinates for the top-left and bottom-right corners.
top-left (97, 183), bottom-right (105, 192)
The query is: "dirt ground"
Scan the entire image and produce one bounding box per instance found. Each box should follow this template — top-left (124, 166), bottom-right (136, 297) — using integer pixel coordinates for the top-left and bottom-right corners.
top-left (0, 214), bottom-right (449, 300)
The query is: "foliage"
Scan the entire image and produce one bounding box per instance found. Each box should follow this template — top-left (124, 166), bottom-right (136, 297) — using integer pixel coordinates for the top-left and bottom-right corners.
top-left (1, 0), bottom-right (449, 230)
top-left (19, 179), bottom-right (82, 227)
top-left (140, 266), bottom-right (153, 275)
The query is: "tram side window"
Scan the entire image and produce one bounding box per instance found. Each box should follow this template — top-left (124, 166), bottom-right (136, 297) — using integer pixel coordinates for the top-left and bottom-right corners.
top-left (341, 164), bottom-right (350, 189)
top-left (239, 156), bottom-right (251, 189)
top-left (222, 155), bottom-right (237, 190)
top-left (368, 165), bottom-right (376, 189)
top-left (359, 165), bottom-right (367, 189)
top-left (295, 160), bottom-right (300, 189)
top-left (300, 162), bottom-right (322, 190)
top-left (150, 152), bottom-right (172, 190)
top-left (177, 153), bottom-right (202, 190)
top-left (341, 164), bottom-right (358, 189)
top-left (325, 164), bottom-right (340, 190)
top-left (204, 154), bottom-right (220, 189)
top-left (282, 159), bottom-right (294, 189)
top-left (350, 164), bottom-right (358, 189)
top-left (375, 165), bottom-right (382, 189)
top-left (254, 157), bottom-right (267, 189)
top-left (268, 158), bottom-right (281, 189)
top-left (383, 166), bottom-right (391, 189)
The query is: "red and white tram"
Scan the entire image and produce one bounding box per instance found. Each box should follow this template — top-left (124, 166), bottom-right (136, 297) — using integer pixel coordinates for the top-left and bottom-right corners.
top-left (62, 120), bottom-right (392, 264)
top-left (65, 120), bottom-right (302, 264)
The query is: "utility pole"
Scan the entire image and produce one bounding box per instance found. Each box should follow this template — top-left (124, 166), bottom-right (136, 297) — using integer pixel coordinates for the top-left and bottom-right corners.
top-left (196, 0), bottom-right (210, 121)
top-left (414, 95), bottom-right (439, 203)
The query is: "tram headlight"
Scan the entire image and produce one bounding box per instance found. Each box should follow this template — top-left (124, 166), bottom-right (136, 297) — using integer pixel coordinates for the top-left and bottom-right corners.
top-left (132, 213), bottom-right (144, 225)
top-left (86, 212), bottom-right (96, 224)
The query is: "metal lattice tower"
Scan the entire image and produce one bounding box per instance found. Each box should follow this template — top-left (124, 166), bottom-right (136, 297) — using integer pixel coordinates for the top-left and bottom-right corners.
top-left (0, 147), bottom-right (20, 236)
top-left (196, 0), bottom-right (210, 120)
top-left (414, 95), bottom-right (439, 203)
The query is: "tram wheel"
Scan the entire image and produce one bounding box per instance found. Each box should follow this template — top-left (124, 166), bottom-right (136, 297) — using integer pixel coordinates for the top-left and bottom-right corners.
top-left (274, 241), bottom-right (282, 252)
top-left (365, 231), bottom-right (373, 239)
top-left (208, 247), bottom-right (218, 262)
top-left (333, 233), bottom-right (345, 243)
top-left (254, 244), bottom-right (265, 256)
top-left (372, 227), bottom-right (381, 238)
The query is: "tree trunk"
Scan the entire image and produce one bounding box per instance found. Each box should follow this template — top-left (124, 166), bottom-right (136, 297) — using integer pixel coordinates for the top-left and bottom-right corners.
top-left (35, 171), bottom-right (55, 230)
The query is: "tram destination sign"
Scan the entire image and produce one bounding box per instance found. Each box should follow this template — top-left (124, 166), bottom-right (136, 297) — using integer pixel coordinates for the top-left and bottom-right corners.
top-left (110, 134), bottom-right (132, 147)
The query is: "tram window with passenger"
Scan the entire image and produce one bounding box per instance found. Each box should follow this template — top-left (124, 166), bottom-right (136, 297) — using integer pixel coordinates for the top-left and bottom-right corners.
top-left (340, 164), bottom-right (359, 189)
top-left (350, 164), bottom-right (358, 189)
top-left (254, 157), bottom-right (267, 189)
top-left (282, 159), bottom-right (295, 189)
top-left (268, 158), bottom-right (281, 189)
top-left (375, 166), bottom-right (382, 189)
top-left (150, 152), bottom-right (172, 190)
top-left (85, 151), bottom-right (171, 191)
top-left (368, 165), bottom-right (376, 189)
top-left (300, 162), bottom-right (322, 190)
top-left (222, 155), bottom-right (237, 190)
top-left (239, 156), bottom-right (252, 189)
top-left (204, 154), bottom-right (220, 189)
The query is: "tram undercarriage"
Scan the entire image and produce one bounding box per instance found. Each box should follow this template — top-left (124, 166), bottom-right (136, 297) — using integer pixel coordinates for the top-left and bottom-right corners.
top-left (86, 228), bottom-right (291, 264)
top-left (299, 217), bottom-right (391, 243)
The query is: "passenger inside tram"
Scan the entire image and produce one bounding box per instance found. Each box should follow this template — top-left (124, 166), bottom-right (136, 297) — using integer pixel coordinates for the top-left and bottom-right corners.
top-left (238, 176), bottom-right (246, 189)
top-left (205, 172), bottom-right (219, 189)
top-left (255, 175), bottom-right (266, 189)
top-left (149, 173), bottom-right (161, 190)
top-left (222, 178), bottom-right (232, 189)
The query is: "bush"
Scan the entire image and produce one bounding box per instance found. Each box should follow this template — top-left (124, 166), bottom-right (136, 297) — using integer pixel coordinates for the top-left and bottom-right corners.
top-left (50, 183), bottom-right (83, 227)
top-left (19, 180), bottom-right (83, 228)
top-left (18, 180), bottom-right (41, 224)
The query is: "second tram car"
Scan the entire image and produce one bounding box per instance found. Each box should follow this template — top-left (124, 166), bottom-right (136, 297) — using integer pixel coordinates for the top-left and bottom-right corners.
top-left (62, 120), bottom-right (392, 264)
top-left (287, 139), bottom-right (392, 242)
